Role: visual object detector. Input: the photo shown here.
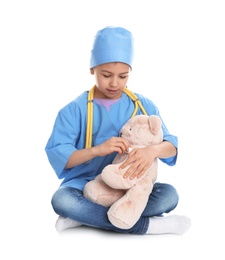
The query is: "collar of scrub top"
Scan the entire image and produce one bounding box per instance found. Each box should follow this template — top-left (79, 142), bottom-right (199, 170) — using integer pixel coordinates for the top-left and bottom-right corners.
top-left (85, 85), bottom-right (147, 148)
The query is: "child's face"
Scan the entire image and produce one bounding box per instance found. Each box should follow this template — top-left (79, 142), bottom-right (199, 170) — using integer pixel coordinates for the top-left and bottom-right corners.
top-left (90, 62), bottom-right (131, 99)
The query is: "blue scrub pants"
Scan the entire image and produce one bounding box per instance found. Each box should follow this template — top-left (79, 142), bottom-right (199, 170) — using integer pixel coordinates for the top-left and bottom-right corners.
top-left (51, 182), bottom-right (179, 235)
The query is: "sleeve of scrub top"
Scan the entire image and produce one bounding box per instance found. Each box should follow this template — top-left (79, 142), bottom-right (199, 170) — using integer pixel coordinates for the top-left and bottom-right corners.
top-left (160, 119), bottom-right (178, 166)
top-left (45, 104), bottom-right (82, 178)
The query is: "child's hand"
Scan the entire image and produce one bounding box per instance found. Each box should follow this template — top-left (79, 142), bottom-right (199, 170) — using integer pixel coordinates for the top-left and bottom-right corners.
top-left (119, 146), bottom-right (156, 180)
top-left (95, 137), bottom-right (130, 157)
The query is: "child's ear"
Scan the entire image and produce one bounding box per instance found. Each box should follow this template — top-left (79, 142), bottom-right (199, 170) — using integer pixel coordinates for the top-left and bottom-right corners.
top-left (90, 68), bottom-right (94, 75)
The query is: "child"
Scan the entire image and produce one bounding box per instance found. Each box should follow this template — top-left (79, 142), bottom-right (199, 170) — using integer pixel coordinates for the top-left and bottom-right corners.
top-left (45, 26), bottom-right (191, 235)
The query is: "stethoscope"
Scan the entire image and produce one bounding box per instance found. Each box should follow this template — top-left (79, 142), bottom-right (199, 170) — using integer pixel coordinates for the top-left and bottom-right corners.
top-left (85, 85), bottom-right (147, 148)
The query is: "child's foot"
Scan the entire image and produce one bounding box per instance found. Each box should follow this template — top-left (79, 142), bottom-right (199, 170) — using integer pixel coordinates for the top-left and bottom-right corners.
top-left (55, 216), bottom-right (82, 232)
top-left (147, 214), bottom-right (191, 235)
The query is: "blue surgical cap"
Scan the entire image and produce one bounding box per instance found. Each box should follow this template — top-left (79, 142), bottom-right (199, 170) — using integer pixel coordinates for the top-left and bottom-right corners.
top-left (90, 26), bottom-right (134, 69)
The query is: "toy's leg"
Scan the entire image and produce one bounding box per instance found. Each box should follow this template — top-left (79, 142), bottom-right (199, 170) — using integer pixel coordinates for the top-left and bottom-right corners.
top-left (83, 175), bottom-right (125, 207)
top-left (107, 177), bottom-right (154, 229)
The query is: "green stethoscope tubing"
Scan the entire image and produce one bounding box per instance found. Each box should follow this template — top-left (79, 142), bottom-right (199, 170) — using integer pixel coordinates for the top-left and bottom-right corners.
top-left (85, 85), bottom-right (147, 148)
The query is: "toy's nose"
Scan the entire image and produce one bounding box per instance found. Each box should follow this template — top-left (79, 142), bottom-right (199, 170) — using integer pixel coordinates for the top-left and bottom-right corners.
top-left (119, 132), bottom-right (123, 137)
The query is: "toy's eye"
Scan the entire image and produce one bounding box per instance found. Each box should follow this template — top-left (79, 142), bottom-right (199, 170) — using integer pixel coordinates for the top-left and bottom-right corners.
top-left (129, 128), bottom-right (132, 131)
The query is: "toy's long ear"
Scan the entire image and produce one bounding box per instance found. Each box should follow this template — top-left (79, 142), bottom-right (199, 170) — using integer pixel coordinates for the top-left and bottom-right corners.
top-left (148, 116), bottom-right (162, 134)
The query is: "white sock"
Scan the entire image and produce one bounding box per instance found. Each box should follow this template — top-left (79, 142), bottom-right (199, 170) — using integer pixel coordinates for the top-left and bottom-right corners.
top-left (147, 215), bottom-right (191, 235)
top-left (55, 216), bottom-right (82, 232)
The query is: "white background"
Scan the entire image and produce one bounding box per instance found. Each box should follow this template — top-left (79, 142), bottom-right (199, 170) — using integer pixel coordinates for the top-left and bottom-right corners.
top-left (0, 0), bottom-right (224, 259)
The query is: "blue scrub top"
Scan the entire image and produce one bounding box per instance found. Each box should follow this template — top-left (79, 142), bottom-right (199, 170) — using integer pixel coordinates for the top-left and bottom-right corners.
top-left (45, 91), bottom-right (178, 190)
